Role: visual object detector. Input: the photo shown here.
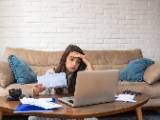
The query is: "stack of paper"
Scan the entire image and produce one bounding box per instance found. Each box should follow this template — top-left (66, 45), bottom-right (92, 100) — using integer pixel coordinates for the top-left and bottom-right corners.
top-left (20, 97), bottom-right (62, 109)
top-left (37, 72), bottom-right (67, 88)
top-left (115, 94), bottom-right (136, 102)
top-left (15, 97), bottom-right (62, 113)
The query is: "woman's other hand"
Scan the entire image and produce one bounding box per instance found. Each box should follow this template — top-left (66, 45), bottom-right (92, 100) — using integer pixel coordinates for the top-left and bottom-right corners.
top-left (33, 84), bottom-right (46, 96)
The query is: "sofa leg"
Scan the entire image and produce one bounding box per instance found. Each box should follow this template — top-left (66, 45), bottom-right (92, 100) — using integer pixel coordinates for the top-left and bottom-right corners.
top-left (136, 107), bottom-right (143, 120)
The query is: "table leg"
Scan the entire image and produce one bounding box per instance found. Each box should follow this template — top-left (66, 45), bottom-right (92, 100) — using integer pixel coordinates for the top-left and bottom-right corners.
top-left (0, 111), bottom-right (2, 120)
top-left (136, 107), bottom-right (143, 120)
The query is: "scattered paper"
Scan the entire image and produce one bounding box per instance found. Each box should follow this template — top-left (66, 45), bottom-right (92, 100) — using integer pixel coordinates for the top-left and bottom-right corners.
top-left (20, 97), bottom-right (62, 109)
top-left (37, 72), bottom-right (67, 88)
top-left (115, 94), bottom-right (136, 102)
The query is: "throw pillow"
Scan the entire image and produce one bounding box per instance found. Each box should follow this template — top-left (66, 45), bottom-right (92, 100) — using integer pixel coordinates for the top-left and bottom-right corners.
top-left (8, 55), bottom-right (37, 84)
top-left (0, 61), bottom-right (14, 87)
top-left (120, 58), bottom-right (155, 82)
top-left (144, 64), bottom-right (160, 84)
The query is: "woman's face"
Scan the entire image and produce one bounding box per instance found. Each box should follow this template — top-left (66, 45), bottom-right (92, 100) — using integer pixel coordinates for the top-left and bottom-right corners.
top-left (65, 51), bottom-right (81, 73)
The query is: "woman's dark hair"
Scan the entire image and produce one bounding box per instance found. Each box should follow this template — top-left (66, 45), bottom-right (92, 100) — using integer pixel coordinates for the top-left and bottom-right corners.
top-left (55, 44), bottom-right (86, 73)
top-left (54, 44), bottom-right (87, 94)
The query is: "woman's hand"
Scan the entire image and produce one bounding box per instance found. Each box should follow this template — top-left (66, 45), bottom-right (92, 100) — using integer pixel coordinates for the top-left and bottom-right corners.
top-left (72, 52), bottom-right (94, 70)
top-left (33, 84), bottom-right (46, 96)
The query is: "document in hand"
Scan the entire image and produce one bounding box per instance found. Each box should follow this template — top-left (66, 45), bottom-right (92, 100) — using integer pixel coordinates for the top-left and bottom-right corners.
top-left (15, 98), bottom-right (62, 113)
top-left (37, 72), bottom-right (67, 88)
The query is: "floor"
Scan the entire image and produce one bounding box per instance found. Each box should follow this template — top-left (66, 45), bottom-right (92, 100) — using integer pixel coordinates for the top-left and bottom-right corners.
top-left (2, 110), bottom-right (160, 120)
top-left (3, 115), bottom-right (28, 120)
top-left (98, 110), bottom-right (160, 120)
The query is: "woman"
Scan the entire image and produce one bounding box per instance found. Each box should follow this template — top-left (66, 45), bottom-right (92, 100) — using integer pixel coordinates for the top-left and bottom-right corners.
top-left (29, 44), bottom-right (93, 120)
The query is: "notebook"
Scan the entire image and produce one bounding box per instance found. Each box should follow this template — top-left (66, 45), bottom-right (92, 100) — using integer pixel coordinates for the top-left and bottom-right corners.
top-left (58, 70), bottom-right (119, 107)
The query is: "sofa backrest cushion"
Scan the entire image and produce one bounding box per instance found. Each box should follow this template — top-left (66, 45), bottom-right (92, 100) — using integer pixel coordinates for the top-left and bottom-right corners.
top-left (85, 49), bottom-right (143, 70)
top-left (144, 63), bottom-right (160, 84)
top-left (120, 58), bottom-right (155, 82)
top-left (8, 55), bottom-right (37, 84)
top-left (2, 47), bottom-right (143, 75)
top-left (0, 61), bottom-right (14, 87)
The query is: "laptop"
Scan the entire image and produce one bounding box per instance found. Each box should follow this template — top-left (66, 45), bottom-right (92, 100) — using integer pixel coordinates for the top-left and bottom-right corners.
top-left (58, 70), bottom-right (119, 107)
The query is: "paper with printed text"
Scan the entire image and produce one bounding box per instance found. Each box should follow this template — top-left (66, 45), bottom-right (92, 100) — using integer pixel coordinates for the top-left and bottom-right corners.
top-left (37, 72), bottom-right (67, 88)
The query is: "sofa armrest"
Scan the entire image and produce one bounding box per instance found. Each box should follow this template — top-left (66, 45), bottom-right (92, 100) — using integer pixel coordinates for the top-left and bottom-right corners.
top-left (0, 61), bottom-right (14, 87)
top-left (144, 63), bottom-right (160, 84)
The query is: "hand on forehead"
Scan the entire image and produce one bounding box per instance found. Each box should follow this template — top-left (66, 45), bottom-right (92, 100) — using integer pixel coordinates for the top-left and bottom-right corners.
top-left (69, 51), bottom-right (84, 58)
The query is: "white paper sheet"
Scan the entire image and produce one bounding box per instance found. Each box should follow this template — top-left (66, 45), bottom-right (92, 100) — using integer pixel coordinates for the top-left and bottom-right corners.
top-left (115, 94), bottom-right (136, 102)
top-left (37, 72), bottom-right (67, 88)
top-left (20, 97), bottom-right (62, 109)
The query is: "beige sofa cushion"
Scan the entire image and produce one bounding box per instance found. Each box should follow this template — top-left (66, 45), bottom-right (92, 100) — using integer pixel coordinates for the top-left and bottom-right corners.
top-left (0, 61), bottom-right (14, 88)
top-left (144, 64), bottom-right (160, 84)
top-left (3, 48), bottom-right (143, 66)
top-left (2, 47), bottom-right (63, 66)
top-left (118, 81), bottom-right (160, 99)
top-left (2, 48), bottom-right (143, 75)
top-left (0, 83), bottom-right (36, 96)
top-left (31, 66), bottom-right (55, 75)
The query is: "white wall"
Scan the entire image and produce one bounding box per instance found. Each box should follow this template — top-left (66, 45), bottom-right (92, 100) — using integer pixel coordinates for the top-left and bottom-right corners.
top-left (0, 0), bottom-right (160, 62)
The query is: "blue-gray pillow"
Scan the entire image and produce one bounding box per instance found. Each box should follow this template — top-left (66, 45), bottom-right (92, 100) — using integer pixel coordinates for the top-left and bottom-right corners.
top-left (8, 55), bottom-right (37, 84)
top-left (120, 58), bottom-right (155, 82)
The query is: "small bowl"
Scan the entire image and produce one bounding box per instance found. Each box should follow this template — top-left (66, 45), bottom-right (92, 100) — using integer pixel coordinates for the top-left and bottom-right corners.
top-left (9, 88), bottom-right (22, 99)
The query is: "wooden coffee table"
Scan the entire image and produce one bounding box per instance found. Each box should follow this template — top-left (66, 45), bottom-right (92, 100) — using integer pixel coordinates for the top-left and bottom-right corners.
top-left (0, 95), bottom-right (149, 120)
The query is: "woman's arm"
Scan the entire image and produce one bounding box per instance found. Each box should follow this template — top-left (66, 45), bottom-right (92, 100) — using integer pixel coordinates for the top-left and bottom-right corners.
top-left (33, 84), bottom-right (46, 96)
top-left (81, 55), bottom-right (94, 70)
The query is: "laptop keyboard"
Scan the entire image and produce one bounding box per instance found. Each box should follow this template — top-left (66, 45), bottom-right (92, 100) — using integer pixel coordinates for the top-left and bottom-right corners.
top-left (58, 96), bottom-right (75, 104)
top-left (68, 99), bottom-right (74, 103)
top-left (67, 96), bottom-right (74, 103)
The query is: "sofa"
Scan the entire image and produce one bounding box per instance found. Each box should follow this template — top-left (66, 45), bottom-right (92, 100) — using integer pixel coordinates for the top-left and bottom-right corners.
top-left (0, 47), bottom-right (160, 110)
